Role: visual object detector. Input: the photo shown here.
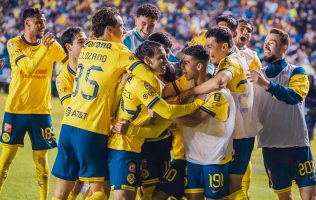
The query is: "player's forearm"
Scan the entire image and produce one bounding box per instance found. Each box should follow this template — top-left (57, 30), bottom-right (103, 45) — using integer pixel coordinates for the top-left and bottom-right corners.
top-left (17, 46), bottom-right (48, 75)
top-left (127, 118), bottom-right (172, 138)
top-left (173, 116), bottom-right (200, 127)
top-left (189, 78), bottom-right (222, 95)
top-left (152, 99), bottom-right (204, 119)
top-left (267, 82), bottom-right (302, 104)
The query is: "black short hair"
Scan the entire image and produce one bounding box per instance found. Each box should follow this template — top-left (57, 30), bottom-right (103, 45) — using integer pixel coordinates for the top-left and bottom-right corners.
top-left (269, 28), bottom-right (289, 46)
top-left (22, 8), bottom-right (44, 24)
top-left (216, 14), bottom-right (238, 32)
top-left (238, 18), bottom-right (254, 33)
top-left (206, 26), bottom-right (234, 49)
top-left (184, 45), bottom-right (210, 66)
top-left (92, 7), bottom-right (119, 38)
top-left (61, 27), bottom-right (83, 54)
top-left (148, 32), bottom-right (172, 48)
top-left (136, 4), bottom-right (160, 20)
top-left (135, 40), bottom-right (162, 61)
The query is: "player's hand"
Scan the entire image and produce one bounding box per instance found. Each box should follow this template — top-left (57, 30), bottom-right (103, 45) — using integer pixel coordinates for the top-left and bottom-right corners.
top-left (111, 119), bottom-right (129, 134)
top-left (0, 58), bottom-right (5, 70)
top-left (120, 73), bottom-right (132, 85)
top-left (42, 32), bottom-right (55, 47)
top-left (246, 69), bottom-right (270, 90)
top-left (88, 31), bottom-right (96, 40)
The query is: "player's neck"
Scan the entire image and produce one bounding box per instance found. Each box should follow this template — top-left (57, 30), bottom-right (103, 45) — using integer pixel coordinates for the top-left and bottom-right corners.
top-left (195, 72), bottom-right (209, 85)
top-left (68, 56), bottom-right (78, 73)
top-left (23, 32), bottom-right (38, 44)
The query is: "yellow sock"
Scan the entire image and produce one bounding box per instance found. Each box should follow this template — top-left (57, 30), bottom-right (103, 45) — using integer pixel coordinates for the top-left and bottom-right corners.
top-left (0, 146), bottom-right (18, 191)
top-left (242, 162), bottom-right (252, 198)
top-left (136, 187), bottom-right (142, 200)
top-left (228, 189), bottom-right (248, 200)
top-left (67, 191), bottom-right (77, 200)
top-left (33, 150), bottom-right (49, 200)
top-left (88, 191), bottom-right (107, 200)
top-left (142, 186), bottom-right (155, 200)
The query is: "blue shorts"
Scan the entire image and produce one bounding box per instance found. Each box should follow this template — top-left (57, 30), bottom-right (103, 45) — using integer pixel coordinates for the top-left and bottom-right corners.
top-left (156, 159), bottom-right (186, 199)
top-left (185, 161), bottom-right (229, 199)
top-left (141, 133), bottom-right (172, 186)
top-left (0, 112), bottom-right (57, 150)
top-left (229, 137), bottom-right (255, 175)
top-left (108, 149), bottom-right (141, 192)
top-left (263, 146), bottom-right (316, 193)
top-left (52, 124), bottom-right (108, 182)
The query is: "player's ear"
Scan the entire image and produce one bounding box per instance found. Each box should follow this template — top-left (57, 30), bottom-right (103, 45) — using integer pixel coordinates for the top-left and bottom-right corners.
top-left (143, 56), bottom-right (152, 67)
top-left (281, 45), bottom-right (288, 54)
top-left (197, 63), bottom-right (203, 71)
top-left (65, 43), bottom-right (72, 53)
top-left (24, 19), bottom-right (30, 27)
top-left (222, 43), bottom-right (228, 51)
top-left (232, 31), bottom-right (237, 38)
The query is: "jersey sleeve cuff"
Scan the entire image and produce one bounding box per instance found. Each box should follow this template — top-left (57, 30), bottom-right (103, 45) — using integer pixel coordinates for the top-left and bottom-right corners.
top-left (147, 96), bottom-right (161, 109)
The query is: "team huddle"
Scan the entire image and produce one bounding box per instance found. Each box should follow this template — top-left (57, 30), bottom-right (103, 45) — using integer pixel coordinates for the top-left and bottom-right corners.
top-left (0, 3), bottom-right (315, 200)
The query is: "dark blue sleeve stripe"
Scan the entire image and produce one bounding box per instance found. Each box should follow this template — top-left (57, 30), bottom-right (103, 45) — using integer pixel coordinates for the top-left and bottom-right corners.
top-left (267, 81), bottom-right (302, 105)
top-left (60, 94), bottom-right (72, 104)
top-left (147, 96), bottom-right (161, 109)
top-left (172, 81), bottom-right (181, 95)
top-left (15, 55), bottom-right (26, 65)
top-left (129, 61), bottom-right (142, 71)
top-left (290, 66), bottom-right (306, 77)
top-left (200, 106), bottom-right (216, 117)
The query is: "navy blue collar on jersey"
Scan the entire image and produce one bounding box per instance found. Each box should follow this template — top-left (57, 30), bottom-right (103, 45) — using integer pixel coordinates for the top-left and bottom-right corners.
top-left (265, 58), bottom-right (287, 78)
top-left (21, 34), bottom-right (41, 46)
top-left (67, 64), bottom-right (76, 76)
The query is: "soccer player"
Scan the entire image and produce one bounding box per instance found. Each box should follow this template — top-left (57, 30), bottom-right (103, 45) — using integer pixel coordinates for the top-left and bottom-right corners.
top-left (51, 7), bottom-right (160, 200)
top-left (233, 18), bottom-right (262, 198)
top-left (247, 28), bottom-right (316, 200)
top-left (123, 4), bottom-right (160, 52)
top-left (55, 27), bottom-right (87, 200)
top-left (173, 45), bottom-right (236, 200)
top-left (107, 40), bottom-right (204, 200)
top-left (0, 8), bottom-right (67, 200)
top-left (179, 26), bottom-right (250, 199)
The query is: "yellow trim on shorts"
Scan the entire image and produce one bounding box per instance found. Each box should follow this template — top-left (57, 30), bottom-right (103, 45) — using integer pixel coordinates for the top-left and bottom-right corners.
top-left (122, 185), bottom-right (136, 191)
top-left (142, 178), bottom-right (159, 185)
top-left (185, 188), bottom-right (205, 194)
top-left (0, 142), bottom-right (24, 148)
top-left (274, 186), bottom-right (292, 194)
top-left (79, 177), bottom-right (104, 182)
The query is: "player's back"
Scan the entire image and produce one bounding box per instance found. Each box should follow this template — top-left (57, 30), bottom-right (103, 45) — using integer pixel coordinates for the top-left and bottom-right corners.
top-left (62, 40), bottom-right (130, 135)
top-left (108, 76), bottom-right (162, 153)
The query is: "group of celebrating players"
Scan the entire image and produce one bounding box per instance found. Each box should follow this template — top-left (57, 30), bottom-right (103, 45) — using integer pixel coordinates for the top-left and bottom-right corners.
top-left (0, 3), bottom-right (315, 200)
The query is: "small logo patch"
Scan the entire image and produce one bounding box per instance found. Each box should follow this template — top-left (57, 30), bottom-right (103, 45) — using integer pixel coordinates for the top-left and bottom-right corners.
top-left (128, 162), bottom-right (136, 173)
top-left (141, 169), bottom-right (149, 179)
top-left (4, 123), bottom-right (12, 133)
top-left (2, 133), bottom-right (10, 142)
top-left (127, 173), bottom-right (135, 184)
top-left (214, 93), bottom-right (221, 102)
top-left (144, 82), bottom-right (152, 90)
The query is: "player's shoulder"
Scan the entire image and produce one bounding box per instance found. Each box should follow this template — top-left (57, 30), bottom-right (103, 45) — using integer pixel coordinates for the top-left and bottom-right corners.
top-left (220, 55), bottom-right (240, 68)
top-left (207, 89), bottom-right (230, 104)
top-left (7, 36), bottom-right (23, 48)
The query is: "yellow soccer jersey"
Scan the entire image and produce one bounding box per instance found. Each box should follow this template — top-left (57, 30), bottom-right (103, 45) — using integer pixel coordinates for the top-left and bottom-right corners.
top-left (216, 55), bottom-right (248, 93)
top-left (62, 40), bottom-right (158, 135)
top-left (240, 47), bottom-right (262, 71)
top-left (108, 76), bottom-right (204, 153)
top-left (187, 30), bottom-right (207, 46)
top-left (56, 64), bottom-right (76, 108)
top-left (6, 35), bottom-right (67, 114)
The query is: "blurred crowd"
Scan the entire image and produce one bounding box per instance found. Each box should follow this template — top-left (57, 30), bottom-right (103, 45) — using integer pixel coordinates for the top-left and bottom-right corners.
top-left (0, 0), bottom-right (316, 70)
top-left (0, 0), bottom-right (316, 138)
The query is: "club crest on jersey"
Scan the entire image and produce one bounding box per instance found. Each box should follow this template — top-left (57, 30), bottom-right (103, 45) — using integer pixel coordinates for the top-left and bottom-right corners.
top-left (127, 173), bottom-right (135, 184)
top-left (128, 162), bottom-right (136, 173)
top-left (2, 133), bottom-right (10, 143)
top-left (4, 123), bottom-right (12, 133)
top-left (129, 56), bottom-right (135, 61)
top-left (144, 82), bottom-right (152, 90)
